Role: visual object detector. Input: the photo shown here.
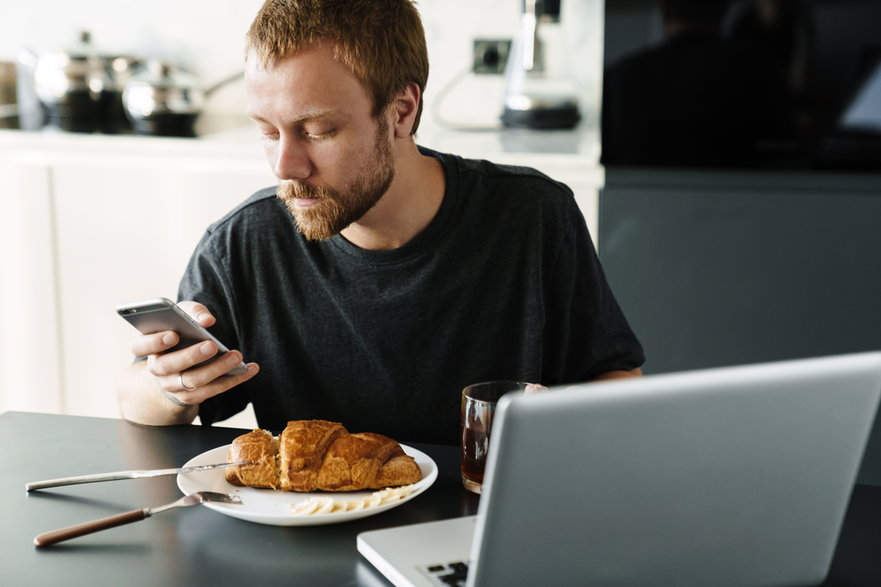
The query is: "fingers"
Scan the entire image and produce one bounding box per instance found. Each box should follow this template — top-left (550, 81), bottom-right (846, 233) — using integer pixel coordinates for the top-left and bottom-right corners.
top-left (130, 330), bottom-right (181, 358)
top-left (148, 340), bottom-right (219, 377)
top-left (161, 361), bottom-right (260, 406)
top-left (524, 383), bottom-right (548, 395)
top-left (177, 300), bottom-right (216, 328)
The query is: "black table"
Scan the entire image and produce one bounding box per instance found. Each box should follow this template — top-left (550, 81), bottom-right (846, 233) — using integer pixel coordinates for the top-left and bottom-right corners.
top-left (2, 411), bottom-right (880, 586)
top-left (1, 412), bottom-right (478, 586)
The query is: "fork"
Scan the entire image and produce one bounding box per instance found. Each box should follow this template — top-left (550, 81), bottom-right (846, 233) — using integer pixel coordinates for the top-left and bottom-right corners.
top-left (33, 491), bottom-right (242, 547)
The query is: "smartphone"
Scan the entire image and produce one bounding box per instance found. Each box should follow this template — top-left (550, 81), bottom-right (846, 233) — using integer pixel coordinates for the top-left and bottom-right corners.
top-left (116, 297), bottom-right (247, 375)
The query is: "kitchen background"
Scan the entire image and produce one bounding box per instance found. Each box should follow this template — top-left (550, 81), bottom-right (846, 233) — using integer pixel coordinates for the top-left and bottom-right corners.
top-left (0, 0), bottom-right (605, 428)
top-left (0, 0), bottom-right (604, 132)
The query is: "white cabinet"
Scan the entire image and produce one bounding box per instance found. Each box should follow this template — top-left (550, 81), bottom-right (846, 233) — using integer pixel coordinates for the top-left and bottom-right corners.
top-left (51, 150), bottom-right (275, 423)
top-left (1, 132), bottom-right (274, 428)
top-left (0, 156), bottom-right (62, 415)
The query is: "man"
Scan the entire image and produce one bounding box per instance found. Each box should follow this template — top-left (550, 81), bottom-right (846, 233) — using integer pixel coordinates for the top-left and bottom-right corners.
top-left (118, 0), bottom-right (644, 444)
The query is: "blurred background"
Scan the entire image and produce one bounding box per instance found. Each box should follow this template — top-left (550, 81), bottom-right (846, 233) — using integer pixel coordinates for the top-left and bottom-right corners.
top-left (0, 0), bottom-right (603, 135)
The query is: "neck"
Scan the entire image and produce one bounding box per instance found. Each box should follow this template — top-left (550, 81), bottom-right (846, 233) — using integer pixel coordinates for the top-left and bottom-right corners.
top-left (340, 140), bottom-right (444, 250)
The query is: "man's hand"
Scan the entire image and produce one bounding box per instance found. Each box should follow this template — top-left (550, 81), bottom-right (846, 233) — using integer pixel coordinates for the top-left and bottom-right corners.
top-left (591, 367), bottom-right (643, 382)
top-left (117, 301), bottom-right (260, 425)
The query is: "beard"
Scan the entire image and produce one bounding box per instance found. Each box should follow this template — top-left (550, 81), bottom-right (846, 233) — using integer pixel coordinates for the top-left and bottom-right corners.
top-left (277, 117), bottom-right (395, 241)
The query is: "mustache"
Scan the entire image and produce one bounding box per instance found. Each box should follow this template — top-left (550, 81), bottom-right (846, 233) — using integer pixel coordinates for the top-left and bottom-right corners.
top-left (277, 181), bottom-right (330, 200)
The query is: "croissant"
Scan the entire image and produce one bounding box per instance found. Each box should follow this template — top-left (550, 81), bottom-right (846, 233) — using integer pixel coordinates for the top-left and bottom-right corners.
top-left (224, 420), bottom-right (423, 492)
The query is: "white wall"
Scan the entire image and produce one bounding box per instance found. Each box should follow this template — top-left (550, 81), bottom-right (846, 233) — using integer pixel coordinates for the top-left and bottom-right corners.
top-left (0, 0), bottom-right (604, 129)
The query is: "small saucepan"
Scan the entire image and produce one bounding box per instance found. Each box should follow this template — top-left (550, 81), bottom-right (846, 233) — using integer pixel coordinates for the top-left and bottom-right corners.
top-left (123, 61), bottom-right (242, 138)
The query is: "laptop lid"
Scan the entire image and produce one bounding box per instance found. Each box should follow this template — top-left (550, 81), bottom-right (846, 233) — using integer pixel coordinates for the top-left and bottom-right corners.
top-left (468, 352), bottom-right (881, 586)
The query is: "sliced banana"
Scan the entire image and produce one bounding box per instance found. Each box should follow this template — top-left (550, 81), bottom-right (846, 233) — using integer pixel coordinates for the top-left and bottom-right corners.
top-left (290, 485), bottom-right (414, 515)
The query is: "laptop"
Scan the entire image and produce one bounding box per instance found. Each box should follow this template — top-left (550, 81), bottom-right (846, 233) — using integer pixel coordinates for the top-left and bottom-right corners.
top-left (358, 352), bottom-right (881, 587)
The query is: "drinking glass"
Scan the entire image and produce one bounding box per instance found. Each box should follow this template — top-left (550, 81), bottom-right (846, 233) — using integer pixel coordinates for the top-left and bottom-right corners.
top-left (460, 380), bottom-right (531, 494)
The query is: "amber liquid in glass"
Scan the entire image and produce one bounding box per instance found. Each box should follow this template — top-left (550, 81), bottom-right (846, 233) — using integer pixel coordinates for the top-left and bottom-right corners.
top-left (460, 407), bottom-right (494, 492)
top-left (461, 426), bottom-right (489, 486)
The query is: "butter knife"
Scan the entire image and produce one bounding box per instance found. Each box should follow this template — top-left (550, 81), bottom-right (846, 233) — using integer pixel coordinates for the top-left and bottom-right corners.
top-left (26, 461), bottom-right (249, 492)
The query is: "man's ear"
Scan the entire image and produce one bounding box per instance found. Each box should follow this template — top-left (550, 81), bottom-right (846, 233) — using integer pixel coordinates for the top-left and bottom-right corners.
top-left (390, 83), bottom-right (421, 138)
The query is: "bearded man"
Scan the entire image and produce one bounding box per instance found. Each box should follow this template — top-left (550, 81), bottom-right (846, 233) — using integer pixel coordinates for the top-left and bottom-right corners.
top-left (117, 0), bottom-right (644, 444)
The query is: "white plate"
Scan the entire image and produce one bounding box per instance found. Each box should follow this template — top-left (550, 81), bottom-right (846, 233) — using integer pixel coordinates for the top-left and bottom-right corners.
top-left (176, 444), bottom-right (438, 526)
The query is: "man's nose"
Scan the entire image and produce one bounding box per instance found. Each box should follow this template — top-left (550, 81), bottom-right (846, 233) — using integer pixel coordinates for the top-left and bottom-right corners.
top-left (273, 137), bottom-right (312, 180)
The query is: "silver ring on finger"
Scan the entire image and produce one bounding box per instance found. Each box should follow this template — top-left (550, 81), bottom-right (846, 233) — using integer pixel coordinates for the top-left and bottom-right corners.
top-left (178, 372), bottom-right (197, 391)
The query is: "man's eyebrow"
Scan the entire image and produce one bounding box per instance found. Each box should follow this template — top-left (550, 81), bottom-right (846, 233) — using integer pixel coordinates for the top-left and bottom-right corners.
top-left (247, 110), bottom-right (335, 125)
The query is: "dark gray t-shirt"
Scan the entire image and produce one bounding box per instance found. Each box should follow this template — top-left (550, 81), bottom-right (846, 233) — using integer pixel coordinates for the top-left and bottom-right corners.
top-left (179, 149), bottom-right (644, 444)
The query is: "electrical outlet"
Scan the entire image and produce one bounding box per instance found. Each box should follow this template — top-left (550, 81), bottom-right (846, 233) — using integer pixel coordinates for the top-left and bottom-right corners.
top-left (472, 39), bottom-right (511, 75)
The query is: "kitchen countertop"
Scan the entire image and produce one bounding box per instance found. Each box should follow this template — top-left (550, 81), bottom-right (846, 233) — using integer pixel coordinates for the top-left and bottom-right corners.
top-left (0, 113), bottom-right (603, 182)
top-left (201, 113), bottom-right (602, 167)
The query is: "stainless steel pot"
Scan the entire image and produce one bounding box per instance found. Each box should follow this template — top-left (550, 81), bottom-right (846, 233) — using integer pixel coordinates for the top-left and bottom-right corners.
top-left (122, 62), bottom-right (243, 137)
top-left (30, 31), bottom-right (139, 133)
top-left (123, 60), bottom-right (205, 137)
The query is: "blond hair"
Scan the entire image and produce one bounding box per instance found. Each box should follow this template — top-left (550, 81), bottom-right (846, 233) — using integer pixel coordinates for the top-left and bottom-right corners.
top-left (246, 0), bottom-right (429, 134)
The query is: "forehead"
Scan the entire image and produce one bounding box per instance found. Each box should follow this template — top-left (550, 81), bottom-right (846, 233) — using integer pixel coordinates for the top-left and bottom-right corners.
top-left (244, 43), bottom-right (373, 123)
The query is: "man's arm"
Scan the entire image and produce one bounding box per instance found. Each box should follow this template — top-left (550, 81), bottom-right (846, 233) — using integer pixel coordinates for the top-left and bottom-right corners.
top-left (117, 358), bottom-right (200, 425)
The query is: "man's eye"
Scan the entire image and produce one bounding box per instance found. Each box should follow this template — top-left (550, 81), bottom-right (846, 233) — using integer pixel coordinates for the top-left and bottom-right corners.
top-left (303, 128), bottom-right (336, 140)
top-left (260, 130), bottom-right (280, 141)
